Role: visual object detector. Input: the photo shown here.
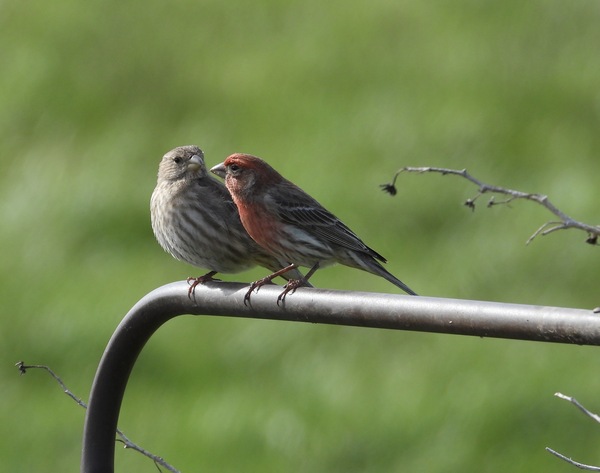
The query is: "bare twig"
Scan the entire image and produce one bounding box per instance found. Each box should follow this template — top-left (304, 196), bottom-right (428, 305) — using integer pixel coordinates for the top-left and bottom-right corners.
top-left (16, 361), bottom-right (89, 408)
top-left (545, 393), bottom-right (600, 471)
top-left (546, 448), bottom-right (600, 471)
top-left (554, 392), bottom-right (600, 425)
top-left (15, 361), bottom-right (180, 473)
top-left (381, 166), bottom-right (600, 245)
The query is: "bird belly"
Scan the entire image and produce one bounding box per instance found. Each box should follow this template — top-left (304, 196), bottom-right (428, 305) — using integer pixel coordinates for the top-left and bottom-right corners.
top-left (151, 188), bottom-right (256, 273)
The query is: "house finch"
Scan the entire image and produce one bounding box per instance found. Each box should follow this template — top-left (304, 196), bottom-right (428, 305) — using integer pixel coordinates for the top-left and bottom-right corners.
top-left (211, 153), bottom-right (417, 302)
top-left (150, 145), bottom-right (308, 296)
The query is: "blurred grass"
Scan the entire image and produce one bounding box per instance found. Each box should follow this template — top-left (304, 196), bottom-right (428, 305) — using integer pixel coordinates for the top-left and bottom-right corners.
top-left (2, 0), bottom-right (600, 471)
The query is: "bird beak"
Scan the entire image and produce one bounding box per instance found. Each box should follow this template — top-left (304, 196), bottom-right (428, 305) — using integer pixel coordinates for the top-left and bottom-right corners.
top-left (187, 154), bottom-right (204, 172)
top-left (210, 162), bottom-right (227, 179)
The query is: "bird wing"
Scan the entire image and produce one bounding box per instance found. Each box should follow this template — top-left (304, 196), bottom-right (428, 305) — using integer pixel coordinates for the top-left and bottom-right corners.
top-left (270, 185), bottom-right (387, 263)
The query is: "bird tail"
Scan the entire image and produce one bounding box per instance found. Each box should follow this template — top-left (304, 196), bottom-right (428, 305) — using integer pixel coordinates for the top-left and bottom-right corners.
top-left (362, 258), bottom-right (417, 296)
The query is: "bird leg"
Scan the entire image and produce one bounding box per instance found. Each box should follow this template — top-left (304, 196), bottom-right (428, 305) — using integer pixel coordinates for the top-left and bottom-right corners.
top-left (187, 271), bottom-right (220, 298)
top-left (244, 263), bottom-right (300, 305)
top-left (277, 262), bottom-right (320, 304)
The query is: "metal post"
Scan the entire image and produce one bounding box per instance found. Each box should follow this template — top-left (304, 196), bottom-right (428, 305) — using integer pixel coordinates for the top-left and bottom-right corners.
top-left (81, 281), bottom-right (600, 472)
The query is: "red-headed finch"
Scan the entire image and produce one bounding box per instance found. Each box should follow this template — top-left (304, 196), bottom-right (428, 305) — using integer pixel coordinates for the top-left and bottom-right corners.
top-left (150, 145), bottom-right (307, 296)
top-left (211, 153), bottom-right (417, 302)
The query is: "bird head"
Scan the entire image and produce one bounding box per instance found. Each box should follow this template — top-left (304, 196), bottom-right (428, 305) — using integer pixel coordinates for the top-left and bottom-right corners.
top-left (211, 153), bottom-right (279, 199)
top-left (157, 145), bottom-right (207, 182)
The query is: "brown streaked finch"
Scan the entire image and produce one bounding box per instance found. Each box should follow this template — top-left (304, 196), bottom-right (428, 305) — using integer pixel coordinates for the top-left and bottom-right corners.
top-left (211, 153), bottom-right (417, 303)
top-left (150, 145), bottom-right (308, 296)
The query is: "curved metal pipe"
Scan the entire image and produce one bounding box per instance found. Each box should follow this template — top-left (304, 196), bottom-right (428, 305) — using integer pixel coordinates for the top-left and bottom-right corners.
top-left (81, 281), bottom-right (600, 472)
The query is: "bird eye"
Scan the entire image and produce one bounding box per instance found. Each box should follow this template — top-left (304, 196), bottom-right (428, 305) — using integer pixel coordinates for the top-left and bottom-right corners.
top-left (230, 164), bottom-right (239, 172)
top-left (173, 157), bottom-right (182, 164)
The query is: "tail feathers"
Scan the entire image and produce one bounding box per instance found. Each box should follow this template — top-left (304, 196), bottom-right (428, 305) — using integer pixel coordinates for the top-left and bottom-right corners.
top-left (386, 272), bottom-right (417, 296)
top-left (363, 259), bottom-right (417, 296)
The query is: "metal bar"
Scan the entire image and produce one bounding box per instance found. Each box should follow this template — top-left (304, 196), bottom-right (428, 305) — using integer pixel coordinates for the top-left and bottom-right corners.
top-left (81, 281), bottom-right (600, 473)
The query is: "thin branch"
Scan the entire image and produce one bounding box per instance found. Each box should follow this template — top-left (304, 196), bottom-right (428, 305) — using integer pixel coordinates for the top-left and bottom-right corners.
top-left (381, 166), bottom-right (600, 245)
top-left (545, 393), bottom-right (600, 471)
top-left (15, 361), bottom-right (180, 473)
top-left (16, 361), bottom-right (88, 408)
top-left (545, 448), bottom-right (600, 471)
top-left (554, 392), bottom-right (600, 425)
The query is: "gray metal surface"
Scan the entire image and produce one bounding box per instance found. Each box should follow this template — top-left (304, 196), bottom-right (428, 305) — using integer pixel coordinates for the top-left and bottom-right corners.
top-left (81, 281), bottom-right (600, 472)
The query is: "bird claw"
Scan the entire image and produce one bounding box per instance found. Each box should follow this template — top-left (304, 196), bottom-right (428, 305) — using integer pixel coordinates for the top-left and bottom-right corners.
top-left (244, 266), bottom-right (310, 305)
top-left (243, 288), bottom-right (254, 305)
top-left (187, 271), bottom-right (220, 298)
top-left (277, 279), bottom-right (305, 305)
top-left (243, 277), bottom-right (275, 305)
top-left (243, 284), bottom-right (258, 305)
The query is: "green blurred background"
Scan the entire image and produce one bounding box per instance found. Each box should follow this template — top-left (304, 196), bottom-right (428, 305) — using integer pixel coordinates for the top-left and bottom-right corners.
top-left (2, 0), bottom-right (600, 471)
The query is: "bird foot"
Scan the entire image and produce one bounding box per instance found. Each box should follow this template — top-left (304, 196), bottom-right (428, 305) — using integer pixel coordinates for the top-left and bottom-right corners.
top-left (277, 278), bottom-right (307, 305)
top-left (187, 271), bottom-right (220, 298)
top-left (243, 277), bottom-right (276, 305)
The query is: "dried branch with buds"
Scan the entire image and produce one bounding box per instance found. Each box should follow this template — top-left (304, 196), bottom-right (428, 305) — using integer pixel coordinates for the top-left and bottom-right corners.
top-left (381, 167), bottom-right (600, 245)
top-left (545, 393), bottom-right (600, 471)
top-left (15, 361), bottom-right (180, 473)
